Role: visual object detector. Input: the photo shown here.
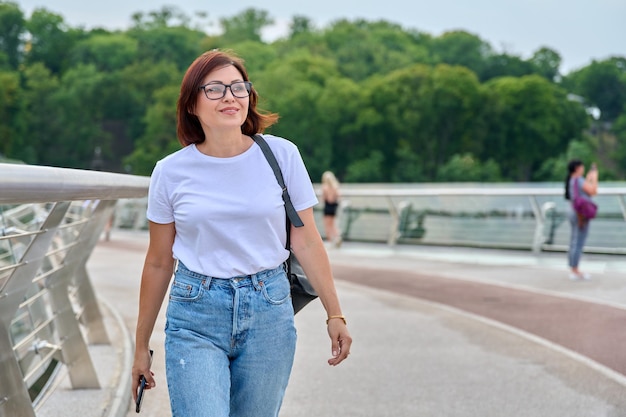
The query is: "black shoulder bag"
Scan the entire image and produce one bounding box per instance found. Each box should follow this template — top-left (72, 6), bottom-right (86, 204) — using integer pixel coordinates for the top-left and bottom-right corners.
top-left (252, 134), bottom-right (318, 314)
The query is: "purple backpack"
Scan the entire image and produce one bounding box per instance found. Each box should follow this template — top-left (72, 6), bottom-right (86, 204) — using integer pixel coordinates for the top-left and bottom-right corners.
top-left (572, 178), bottom-right (597, 219)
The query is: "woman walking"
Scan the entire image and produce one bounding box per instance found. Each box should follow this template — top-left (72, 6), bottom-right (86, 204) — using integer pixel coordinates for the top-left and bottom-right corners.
top-left (131, 49), bottom-right (351, 417)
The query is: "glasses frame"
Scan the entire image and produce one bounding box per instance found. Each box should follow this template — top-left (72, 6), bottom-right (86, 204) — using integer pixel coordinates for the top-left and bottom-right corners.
top-left (198, 81), bottom-right (252, 100)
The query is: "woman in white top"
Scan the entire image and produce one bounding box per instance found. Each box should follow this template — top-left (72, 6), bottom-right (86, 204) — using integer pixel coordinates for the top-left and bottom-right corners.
top-left (131, 50), bottom-right (352, 417)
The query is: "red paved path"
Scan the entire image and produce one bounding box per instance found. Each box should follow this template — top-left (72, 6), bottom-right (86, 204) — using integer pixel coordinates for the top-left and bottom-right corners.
top-left (332, 264), bottom-right (626, 376)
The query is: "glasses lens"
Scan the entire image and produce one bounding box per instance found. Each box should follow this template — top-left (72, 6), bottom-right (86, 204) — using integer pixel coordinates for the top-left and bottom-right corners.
top-left (230, 82), bottom-right (250, 98)
top-left (204, 84), bottom-right (226, 99)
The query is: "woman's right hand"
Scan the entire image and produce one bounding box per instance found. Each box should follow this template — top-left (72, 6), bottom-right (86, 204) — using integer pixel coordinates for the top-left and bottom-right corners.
top-left (584, 168), bottom-right (599, 195)
top-left (131, 348), bottom-right (155, 402)
top-left (586, 169), bottom-right (598, 181)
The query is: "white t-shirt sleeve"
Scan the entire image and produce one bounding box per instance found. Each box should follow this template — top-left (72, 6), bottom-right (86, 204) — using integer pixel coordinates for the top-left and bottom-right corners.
top-left (147, 161), bottom-right (174, 224)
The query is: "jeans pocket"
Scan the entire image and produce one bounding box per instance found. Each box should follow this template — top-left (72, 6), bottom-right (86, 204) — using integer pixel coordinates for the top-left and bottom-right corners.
top-left (260, 273), bottom-right (290, 305)
top-left (169, 274), bottom-right (204, 302)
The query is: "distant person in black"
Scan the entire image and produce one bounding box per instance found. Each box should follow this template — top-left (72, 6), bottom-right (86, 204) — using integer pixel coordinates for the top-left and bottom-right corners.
top-left (322, 171), bottom-right (342, 247)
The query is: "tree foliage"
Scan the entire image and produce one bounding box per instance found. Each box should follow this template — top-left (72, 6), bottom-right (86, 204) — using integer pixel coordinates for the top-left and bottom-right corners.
top-left (24, 8), bottom-right (83, 74)
top-left (219, 8), bottom-right (274, 44)
top-left (482, 75), bottom-right (587, 181)
top-left (564, 58), bottom-right (626, 121)
top-left (0, 4), bottom-right (624, 181)
top-left (0, 1), bottom-right (25, 69)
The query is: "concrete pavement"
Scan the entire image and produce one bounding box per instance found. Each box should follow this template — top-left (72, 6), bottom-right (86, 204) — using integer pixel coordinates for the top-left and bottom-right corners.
top-left (40, 230), bottom-right (626, 416)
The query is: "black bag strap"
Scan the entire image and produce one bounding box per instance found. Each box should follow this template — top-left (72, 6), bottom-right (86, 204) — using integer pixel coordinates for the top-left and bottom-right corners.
top-left (252, 134), bottom-right (306, 279)
top-left (252, 134), bottom-right (304, 228)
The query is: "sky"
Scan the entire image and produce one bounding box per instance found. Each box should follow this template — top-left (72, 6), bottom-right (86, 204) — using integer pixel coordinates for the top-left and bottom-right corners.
top-left (14, 0), bottom-right (626, 73)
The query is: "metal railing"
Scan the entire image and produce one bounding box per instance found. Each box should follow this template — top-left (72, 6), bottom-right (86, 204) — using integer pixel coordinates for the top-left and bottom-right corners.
top-left (332, 183), bottom-right (626, 254)
top-left (112, 182), bottom-right (626, 254)
top-left (0, 163), bottom-right (149, 417)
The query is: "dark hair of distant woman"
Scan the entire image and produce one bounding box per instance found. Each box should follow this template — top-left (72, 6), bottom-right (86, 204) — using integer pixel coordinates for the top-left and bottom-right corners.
top-left (564, 159), bottom-right (583, 200)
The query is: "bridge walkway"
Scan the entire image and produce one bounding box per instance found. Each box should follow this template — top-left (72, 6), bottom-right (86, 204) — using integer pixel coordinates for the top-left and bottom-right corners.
top-left (42, 229), bottom-right (626, 417)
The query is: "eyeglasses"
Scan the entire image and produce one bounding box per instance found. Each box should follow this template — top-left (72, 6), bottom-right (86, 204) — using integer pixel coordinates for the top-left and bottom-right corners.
top-left (198, 81), bottom-right (252, 100)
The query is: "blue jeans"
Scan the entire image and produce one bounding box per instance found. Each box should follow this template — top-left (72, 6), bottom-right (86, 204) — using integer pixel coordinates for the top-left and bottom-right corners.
top-left (568, 211), bottom-right (590, 268)
top-left (164, 262), bottom-right (296, 417)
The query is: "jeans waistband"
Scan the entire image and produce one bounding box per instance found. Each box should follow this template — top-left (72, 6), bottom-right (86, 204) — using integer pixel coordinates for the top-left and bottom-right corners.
top-left (176, 261), bottom-right (284, 283)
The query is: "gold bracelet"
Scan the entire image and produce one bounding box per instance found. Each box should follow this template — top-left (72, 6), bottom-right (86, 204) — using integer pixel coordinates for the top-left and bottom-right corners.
top-left (326, 315), bottom-right (346, 325)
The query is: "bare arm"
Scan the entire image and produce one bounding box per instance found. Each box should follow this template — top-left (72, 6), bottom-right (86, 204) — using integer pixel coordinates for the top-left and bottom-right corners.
top-left (290, 208), bottom-right (352, 366)
top-left (131, 221), bottom-right (176, 400)
top-left (583, 169), bottom-right (599, 196)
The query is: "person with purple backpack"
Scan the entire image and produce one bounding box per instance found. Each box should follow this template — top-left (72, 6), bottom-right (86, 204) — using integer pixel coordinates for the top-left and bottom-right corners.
top-left (564, 159), bottom-right (599, 280)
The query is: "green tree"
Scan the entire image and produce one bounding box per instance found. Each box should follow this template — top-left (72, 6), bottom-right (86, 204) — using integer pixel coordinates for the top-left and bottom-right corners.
top-left (533, 139), bottom-right (596, 181)
top-left (357, 65), bottom-right (431, 181)
top-left (288, 15), bottom-right (315, 38)
top-left (128, 25), bottom-right (206, 71)
top-left (482, 75), bottom-right (587, 181)
top-left (69, 33), bottom-right (138, 72)
top-left (115, 60), bottom-right (181, 139)
top-left (612, 114), bottom-right (626, 179)
top-left (359, 63), bottom-right (485, 181)
top-left (0, 70), bottom-right (21, 158)
top-left (0, 1), bottom-right (25, 69)
top-left (25, 8), bottom-right (81, 74)
top-left (44, 64), bottom-right (110, 168)
top-left (564, 58), bottom-right (626, 121)
top-left (391, 140), bottom-right (426, 182)
top-left (0, 51), bottom-right (9, 70)
top-left (530, 47), bottom-right (561, 81)
top-left (228, 41), bottom-right (278, 75)
top-left (100, 60), bottom-right (182, 170)
top-left (123, 85), bottom-right (180, 175)
top-left (255, 51), bottom-right (341, 179)
top-left (319, 19), bottom-right (431, 81)
top-left (345, 150), bottom-right (385, 182)
top-left (430, 30), bottom-right (492, 77)
top-left (18, 63), bottom-right (61, 164)
top-left (436, 153), bottom-right (502, 182)
top-left (481, 53), bottom-right (536, 81)
top-left (316, 76), bottom-right (364, 179)
top-left (424, 64), bottom-right (486, 170)
top-left (219, 8), bottom-right (274, 44)
top-left (131, 5), bottom-right (191, 29)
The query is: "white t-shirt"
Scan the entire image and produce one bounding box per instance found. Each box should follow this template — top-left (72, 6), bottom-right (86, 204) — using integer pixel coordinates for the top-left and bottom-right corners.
top-left (147, 134), bottom-right (318, 278)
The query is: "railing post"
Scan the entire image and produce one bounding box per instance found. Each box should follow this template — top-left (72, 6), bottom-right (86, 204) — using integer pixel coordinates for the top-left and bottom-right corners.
top-left (43, 201), bottom-right (119, 388)
top-left (618, 195), bottom-right (626, 221)
top-left (0, 202), bottom-right (70, 417)
top-left (46, 277), bottom-right (100, 389)
top-left (0, 329), bottom-right (36, 417)
top-left (71, 200), bottom-right (117, 345)
top-left (386, 196), bottom-right (400, 246)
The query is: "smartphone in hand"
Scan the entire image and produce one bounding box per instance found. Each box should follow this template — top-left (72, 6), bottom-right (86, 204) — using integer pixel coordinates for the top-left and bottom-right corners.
top-left (135, 350), bottom-right (154, 413)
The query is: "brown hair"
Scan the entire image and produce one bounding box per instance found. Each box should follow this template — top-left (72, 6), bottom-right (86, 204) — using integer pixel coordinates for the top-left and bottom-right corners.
top-left (176, 50), bottom-right (279, 147)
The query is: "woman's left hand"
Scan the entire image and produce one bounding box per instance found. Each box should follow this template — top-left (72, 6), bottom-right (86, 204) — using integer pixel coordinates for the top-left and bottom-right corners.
top-left (327, 320), bottom-right (352, 366)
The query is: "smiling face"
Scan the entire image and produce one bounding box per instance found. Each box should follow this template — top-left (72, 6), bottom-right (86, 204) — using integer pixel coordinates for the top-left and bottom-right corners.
top-left (195, 64), bottom-right (250, 135)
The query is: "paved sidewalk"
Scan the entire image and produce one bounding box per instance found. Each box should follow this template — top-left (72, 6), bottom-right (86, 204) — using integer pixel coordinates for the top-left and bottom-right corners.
top-left (327, 243), bottom-right (626, 376)
top-left (40, 230), bottom-right (626, 416)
